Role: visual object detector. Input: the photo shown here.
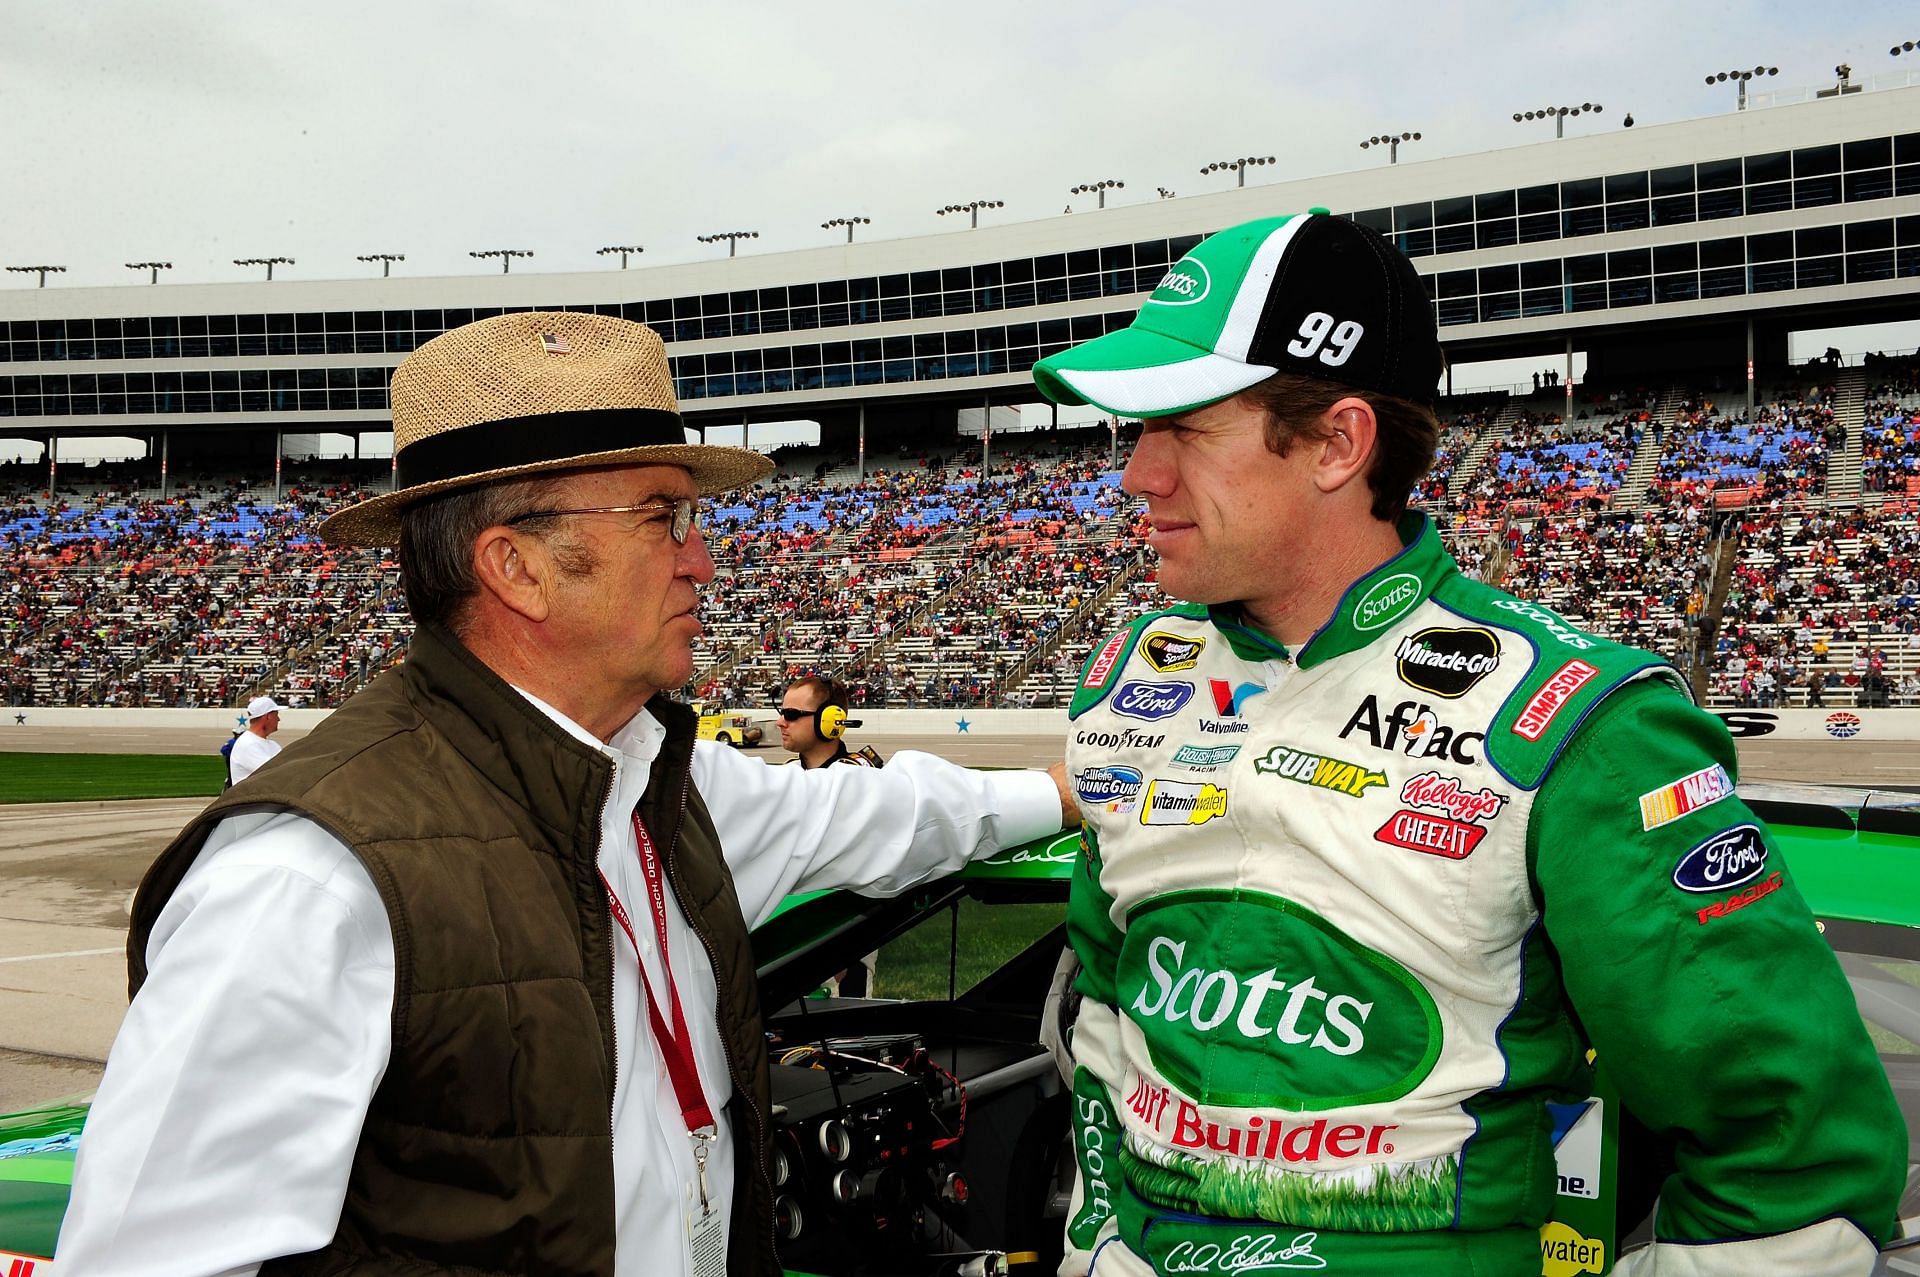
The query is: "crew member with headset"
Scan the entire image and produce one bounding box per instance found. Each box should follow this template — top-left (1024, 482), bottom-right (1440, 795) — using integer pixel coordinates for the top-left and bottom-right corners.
top-left (778, 675), bottom-right (886, 997)
top-left (777, 676), bottom-right (884, 770)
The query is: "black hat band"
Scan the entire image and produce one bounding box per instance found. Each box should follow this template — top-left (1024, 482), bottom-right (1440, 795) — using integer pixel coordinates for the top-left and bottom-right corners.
top-left (395, 407), bottom-right (686, 489)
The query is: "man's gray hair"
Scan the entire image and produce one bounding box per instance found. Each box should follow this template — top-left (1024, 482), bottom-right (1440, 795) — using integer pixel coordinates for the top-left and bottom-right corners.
top-left (396, 475), bottom-right (575, 634)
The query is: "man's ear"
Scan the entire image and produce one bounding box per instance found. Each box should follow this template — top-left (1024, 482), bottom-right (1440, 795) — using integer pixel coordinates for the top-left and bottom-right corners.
top-left (473, 526), bottom-right (553, 623)
top-left (1313, 397), bottom-right (1379, 497)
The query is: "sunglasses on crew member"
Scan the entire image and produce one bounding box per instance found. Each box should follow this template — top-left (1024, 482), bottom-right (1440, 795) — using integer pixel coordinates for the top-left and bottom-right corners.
top-left (775, 707), bottom-right (820, 723)
top-left (504, 498), bottom-right (698, 544)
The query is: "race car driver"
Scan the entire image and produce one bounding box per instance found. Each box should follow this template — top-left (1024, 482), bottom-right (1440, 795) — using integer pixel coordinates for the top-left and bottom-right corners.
top-left (1035, 212), bottom-right (1904, 1276)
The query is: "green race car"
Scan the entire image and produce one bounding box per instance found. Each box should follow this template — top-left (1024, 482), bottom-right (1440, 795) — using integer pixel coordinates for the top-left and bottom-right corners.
top-left (4, 784), bottom-right (1918, 1277)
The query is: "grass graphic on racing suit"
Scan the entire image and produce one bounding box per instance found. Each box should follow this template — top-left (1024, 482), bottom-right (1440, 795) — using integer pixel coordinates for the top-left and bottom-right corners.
top-left (1124, 1137), bottom-right (1459, 1232)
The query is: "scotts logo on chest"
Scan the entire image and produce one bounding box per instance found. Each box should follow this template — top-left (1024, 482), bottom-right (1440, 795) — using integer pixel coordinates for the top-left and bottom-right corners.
top-left (1149, 258), bottom-right (1212, 306)
top-left (1340, 695), bottom-right (1483, 764)
top-left (1351, 572), bottom-right (1422, 632)
top-left (1140, 630), bottom-right (1206, 673)
top-left (1112, 681), bottom-right (1196, 721)
top-left (1395, 627), bottom-right (1501, 699)
top-left (1120, 890), bottom-right (1442, 1108)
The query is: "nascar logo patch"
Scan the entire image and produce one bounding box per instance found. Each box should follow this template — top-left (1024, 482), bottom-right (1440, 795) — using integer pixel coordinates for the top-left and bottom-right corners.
top-left (1638, 763), bottom-right (1735, 831)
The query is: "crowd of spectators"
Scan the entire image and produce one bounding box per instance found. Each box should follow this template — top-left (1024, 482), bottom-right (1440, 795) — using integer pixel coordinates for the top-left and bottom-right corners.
top-left (1459, 406), bottom-right (1644, 520)
top-left (1861, 360), bottom-right (1920, 496)
top-left (12, 376), bottom-right (1920, 714)
top-left (1714, 502), bottom-right (1920, 706)
top-left (1654, 391), bottom-right (1836, 505)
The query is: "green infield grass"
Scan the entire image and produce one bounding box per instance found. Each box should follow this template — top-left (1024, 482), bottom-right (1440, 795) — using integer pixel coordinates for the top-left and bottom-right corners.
top-left (0, 752), bottom-right (225, 804)
top-left (873, 898), bottom-right (1065, 1001)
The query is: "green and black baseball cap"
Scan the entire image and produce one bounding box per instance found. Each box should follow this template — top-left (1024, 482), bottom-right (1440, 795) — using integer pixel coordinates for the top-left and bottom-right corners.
top-left (1032, 211), bottom-right (1443, 417)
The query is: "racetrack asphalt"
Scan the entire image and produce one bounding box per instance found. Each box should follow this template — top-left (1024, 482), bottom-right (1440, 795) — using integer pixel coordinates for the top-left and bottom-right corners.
top-left (2, 725), bottom-right (1916, 1112)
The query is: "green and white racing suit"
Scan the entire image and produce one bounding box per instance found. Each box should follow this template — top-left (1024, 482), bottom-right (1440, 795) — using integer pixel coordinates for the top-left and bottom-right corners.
top-left (1061, 514), bottom-right (1904, 1277)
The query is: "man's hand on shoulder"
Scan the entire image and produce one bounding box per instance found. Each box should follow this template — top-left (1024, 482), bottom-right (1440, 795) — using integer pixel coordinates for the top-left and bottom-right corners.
top-left (1048, 761), bottom-right (1077, 828)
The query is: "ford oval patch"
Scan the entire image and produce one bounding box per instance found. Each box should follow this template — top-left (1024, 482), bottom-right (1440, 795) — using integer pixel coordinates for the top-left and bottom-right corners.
top-left (1673, 824), bottom-right (1769, 894)
top-left (1110, 681), bottom-right (1196, 721)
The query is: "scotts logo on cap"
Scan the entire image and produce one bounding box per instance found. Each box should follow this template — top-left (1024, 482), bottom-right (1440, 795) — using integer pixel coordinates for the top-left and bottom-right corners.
top-left (1395, 627), bottom-right (1501, 699)
top-left (1148, 258), bottom-right (1211, 307)
top-left (1352, 573), bottom-right (1422, 632)
top-left (1120, 890), bottom-right (1442, 1108)
top-left (1140, 630), bottom-right (1206, 673)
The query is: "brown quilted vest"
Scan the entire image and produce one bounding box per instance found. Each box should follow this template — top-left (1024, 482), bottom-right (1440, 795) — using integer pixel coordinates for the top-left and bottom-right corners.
top-left (128, 623), bottom-right (778, 1276)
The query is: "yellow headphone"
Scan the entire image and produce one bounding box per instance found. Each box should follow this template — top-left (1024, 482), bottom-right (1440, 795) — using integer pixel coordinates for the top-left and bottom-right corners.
top-left (818, 681), bottom-right (860, 740)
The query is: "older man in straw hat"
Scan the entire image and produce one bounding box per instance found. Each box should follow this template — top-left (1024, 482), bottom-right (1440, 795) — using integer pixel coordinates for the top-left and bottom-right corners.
top-left (58, 312), bottom-right (1075, 1277)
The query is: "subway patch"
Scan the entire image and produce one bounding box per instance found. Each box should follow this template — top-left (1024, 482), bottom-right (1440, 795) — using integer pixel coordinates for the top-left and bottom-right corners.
top-left (1253, 745), bottom-right (1387, 798)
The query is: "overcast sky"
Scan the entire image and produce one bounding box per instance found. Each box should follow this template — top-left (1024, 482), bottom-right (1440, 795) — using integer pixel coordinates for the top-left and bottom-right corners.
top-left (3, 0), bottom-right (1915, 290)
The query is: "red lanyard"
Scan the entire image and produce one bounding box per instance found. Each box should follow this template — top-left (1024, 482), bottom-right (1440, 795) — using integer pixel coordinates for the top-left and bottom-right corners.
top-left (602, 810), bottom-right (716, 1133)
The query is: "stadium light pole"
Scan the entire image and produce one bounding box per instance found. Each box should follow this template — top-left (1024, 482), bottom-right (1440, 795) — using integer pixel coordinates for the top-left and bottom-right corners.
top-left (1703, 66), bottom-right (1777, 111)
top-left (1359, 131), bottom-right (1422, 164)
top-left (1511, 104), bottom-right (1602, 139)
top-left (936, 200), bottom-right (1003, 229)
top-left (7, 265), bottom-right (67, 288)
top-left (234, 256), bottom-right (294, 281)
top-left (821, 216), bottom-right (870, 243)
top-left (1200, 156), bottom-right (1274, 187)
top-left (1070, 179), bottom-right (1124, 209)
top-left (596, 245), bottom-right (644, 269)
top-left (126, 261), bottom-right (172, 284)
top-left (697, 231), bottom-right (759, 258)
top-left (469, 249), bottom-right (532, 274)
top-left (356, 253), bottom-right (405, 278)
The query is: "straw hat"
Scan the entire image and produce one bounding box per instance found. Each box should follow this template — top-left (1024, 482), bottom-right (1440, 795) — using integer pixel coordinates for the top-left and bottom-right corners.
top-left (319, 311), bottom-right (772, 546)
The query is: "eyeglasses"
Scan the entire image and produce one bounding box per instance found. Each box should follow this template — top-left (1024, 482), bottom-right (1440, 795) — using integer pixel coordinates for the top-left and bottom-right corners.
top-left (505, 498), bottom-right (697, 544)
top-left (775, 707), bottom-right (818, 723)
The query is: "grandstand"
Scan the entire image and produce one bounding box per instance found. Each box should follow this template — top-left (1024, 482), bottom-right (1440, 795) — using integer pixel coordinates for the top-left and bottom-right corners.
top-left (4, 85), bottom-right (1917, 713)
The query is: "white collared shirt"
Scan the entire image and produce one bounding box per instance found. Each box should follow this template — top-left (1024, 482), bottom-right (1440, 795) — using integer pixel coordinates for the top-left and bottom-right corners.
top-left (57, 696), bottom-right (1062, 1277)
